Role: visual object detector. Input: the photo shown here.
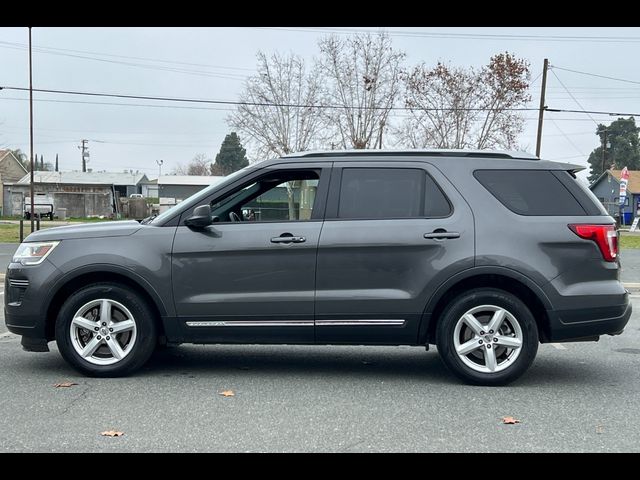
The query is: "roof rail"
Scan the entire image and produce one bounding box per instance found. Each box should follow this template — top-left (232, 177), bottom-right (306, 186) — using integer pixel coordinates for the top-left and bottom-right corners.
top-left (281, 149), bottom-right (539, 160)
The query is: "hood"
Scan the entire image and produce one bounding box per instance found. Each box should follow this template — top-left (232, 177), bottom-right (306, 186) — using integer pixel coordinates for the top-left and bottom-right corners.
top-left (24, 220), bottom-right (142, 242)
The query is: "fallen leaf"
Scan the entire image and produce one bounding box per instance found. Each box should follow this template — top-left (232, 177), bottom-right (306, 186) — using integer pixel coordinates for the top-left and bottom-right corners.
top-left (100, 430), bottom-right (124, 437)
top-left (53, 382), bottom-right (78, 388)
top-left (502, 416), bottom-right (521, 424)
top-left (596, 425), bottom-right (604, 434)
top-left (218, 390), bottom-right (235, 397)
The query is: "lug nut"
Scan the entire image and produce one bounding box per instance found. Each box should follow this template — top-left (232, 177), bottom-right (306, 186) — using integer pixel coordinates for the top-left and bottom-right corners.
top-left (479, 331), bottom-right (485, 335)
top-left (489, 330), bottom-right (494, 334)
top-left (493, 338), bottom-right (498, 342)
top-left (109, 328), bottom-right (113, 332)
top-left (486, 344), bottom-right (492, 349)
top-left (102, 322), bottom-right (106, 326)
top-left (478, 340), bottom-right (483, 344)
top-left (106, 336), bottom-right (110, 341)
top-left (94, 327), bottom-right (99, 331)
top-left (97, 335), bottom-right (102, 340)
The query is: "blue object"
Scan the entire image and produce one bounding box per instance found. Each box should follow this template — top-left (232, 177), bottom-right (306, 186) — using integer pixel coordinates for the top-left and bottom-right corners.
top-left (623, 211), bottom-right (633, 225)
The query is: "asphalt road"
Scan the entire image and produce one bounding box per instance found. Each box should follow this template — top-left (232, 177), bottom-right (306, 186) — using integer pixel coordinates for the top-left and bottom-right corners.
top-left (0, 298), bottom-right (639, 452)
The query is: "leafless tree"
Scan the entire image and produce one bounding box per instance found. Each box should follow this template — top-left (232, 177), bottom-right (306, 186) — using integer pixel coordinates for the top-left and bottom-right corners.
top-left (228, 51), bottom-right (326, 159)
top-left (397, 53), bottom-right (531, 150)
top-left (228, 52), bottom-right (326, 217)
top-left (317, 32), bottom-right (405, 149)
top-left (173, 153), bottom-right (211, 175)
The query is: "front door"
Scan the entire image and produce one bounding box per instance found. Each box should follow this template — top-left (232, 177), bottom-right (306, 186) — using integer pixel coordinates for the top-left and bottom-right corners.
top-left (172, 163), bottom-right (331, 343)
top-left (315, 161), bottom-right (474, 344)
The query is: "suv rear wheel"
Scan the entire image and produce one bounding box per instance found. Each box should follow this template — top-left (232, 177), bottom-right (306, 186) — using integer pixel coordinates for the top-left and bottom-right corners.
top-left (436, 288), bottom-right (538, 386)
top-left (55, 282), bottom-right (157, 377)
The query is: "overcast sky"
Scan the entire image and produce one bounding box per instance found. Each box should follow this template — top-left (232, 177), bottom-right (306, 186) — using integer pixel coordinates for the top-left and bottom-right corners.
top-left (2, 27), bottom-right (640, 181)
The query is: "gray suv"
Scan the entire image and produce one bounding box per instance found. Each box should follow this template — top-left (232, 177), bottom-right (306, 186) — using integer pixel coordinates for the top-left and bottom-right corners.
top-left (4, 150), bottom-right (632, 385)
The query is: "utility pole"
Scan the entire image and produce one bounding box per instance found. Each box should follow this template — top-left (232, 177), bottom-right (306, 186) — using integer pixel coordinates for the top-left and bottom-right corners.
top-left (156, 159), bottom-right (163, 178)
top-left (28, 27), bottom-right (35, 233)
top-left (601, 128), bottom-right (608, 173)
top-left (535, 58), bottom-right (549, 158)
top-left (78, 139), bottom-right (88, 172)
top-left (378, 121), bottom-right (385, 149)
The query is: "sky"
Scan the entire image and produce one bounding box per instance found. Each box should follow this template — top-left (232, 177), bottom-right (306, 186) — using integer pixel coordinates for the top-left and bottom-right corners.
top-left (2, 26), bottom-right (640, 181)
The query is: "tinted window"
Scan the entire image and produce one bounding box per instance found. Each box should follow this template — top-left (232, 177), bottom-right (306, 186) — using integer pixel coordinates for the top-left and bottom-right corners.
top-left (337, 168), bottom-right (451, 219)
top-left (425, 173), bottom-right (452, 217)
top-left (474, 170), bottom-right (587, 216)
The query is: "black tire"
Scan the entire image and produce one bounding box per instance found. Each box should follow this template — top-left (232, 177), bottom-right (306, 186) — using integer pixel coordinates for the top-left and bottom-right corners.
top-left (436, 288), bottom-right (538, 386)
top-left (55, 282), bottom-right (157, 377)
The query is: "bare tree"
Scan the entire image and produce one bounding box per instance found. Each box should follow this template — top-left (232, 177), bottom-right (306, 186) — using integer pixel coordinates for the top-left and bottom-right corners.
top-left (317, 32), bottom-right (405, 149)
top-left (228, 51), bottom-right (326, 159)
top-left (397, 53), bottom-right (531, 150)
top-left (173, 153), bottom-right (211, 175)
top-left (228, 52), bottom-right (326, 217)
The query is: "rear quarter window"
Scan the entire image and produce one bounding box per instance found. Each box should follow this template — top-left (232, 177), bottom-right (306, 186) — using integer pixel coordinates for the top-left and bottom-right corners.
top-left (474, 169), bottom-right (587, 216)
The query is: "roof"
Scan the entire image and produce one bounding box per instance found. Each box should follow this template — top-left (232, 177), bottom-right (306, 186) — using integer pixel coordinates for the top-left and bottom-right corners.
top-left (0, 149), bottom-right (29, 173)
top-left (282, 149), bottom-right (539, 160)
top-left (157, 175), bottom-right (225, 186)
top-left (15, 171), bottom-right (148, 185)
top-left (610, 169), bottom-right (640, 194)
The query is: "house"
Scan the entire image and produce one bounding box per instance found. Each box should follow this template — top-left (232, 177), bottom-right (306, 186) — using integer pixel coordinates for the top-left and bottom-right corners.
top-left (157, 175), bottom-right (224, 212)
top-left (3, 171), bottom-right (149, 218)
top-left (0, 150), bottom-right (29, 215)
top-left (589, 169), bottom-right (640, 225)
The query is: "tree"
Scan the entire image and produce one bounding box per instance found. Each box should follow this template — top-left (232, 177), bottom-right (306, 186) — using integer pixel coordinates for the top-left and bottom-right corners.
top-left (587, 117), bottom-right (640, 182)
top-left (40, 155), bottom-right (44, 170)
top-left (397, 53), bottom-right (531, 150)
top-left (211, 132), bottom-right (248, 175)
top-left (173, 153), bottom-right (212, 175)
top-left (228, 51), bottom-right (326, 159)
top-left (317, 31), bottom-right (405, 149)
top-left (55, 154), bottom-right (59, 172)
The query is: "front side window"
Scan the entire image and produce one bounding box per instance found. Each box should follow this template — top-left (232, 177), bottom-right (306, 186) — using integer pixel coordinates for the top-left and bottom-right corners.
top-left (337, 168), bottom-right (451, 219)
top-left (210, 170), bottom-right (320, 223)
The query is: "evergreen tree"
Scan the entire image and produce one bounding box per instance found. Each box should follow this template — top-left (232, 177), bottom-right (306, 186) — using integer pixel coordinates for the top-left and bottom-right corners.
top-left (55, 154), bottom-right (59, 172)
top-left (211, 132), bottom-right (248, 176)
top-left (40, 155), bottom-right (44, 170)
top-left (587, 117), bottom-right (640, 182)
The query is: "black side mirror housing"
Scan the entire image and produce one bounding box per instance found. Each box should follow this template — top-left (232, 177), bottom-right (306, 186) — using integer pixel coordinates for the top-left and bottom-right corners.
top-left (185, 204), bottom-right (213, 229)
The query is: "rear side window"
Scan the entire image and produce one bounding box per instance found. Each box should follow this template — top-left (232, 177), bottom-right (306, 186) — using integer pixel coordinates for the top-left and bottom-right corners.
top-left (474, 169), bottom-right (587, 216)
top-left (338, 168), bottom-right (451, 219)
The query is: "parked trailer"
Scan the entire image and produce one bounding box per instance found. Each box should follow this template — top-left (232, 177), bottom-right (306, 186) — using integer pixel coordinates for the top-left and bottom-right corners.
top-left (24, 194), bottom-right (55, 220)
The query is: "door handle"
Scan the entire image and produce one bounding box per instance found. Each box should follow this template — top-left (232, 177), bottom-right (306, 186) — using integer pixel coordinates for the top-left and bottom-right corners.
top-left (424, 231), bottom-right (460, 240)
top-left (270, 235), bottom-right (306, 244)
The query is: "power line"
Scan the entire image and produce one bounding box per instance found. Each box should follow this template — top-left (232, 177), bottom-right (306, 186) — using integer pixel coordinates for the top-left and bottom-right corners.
top-left (0, 85), bottom-right (539, 112)
top-left (251, 27), bottom-right (640, 44)
top-left (0, 43), bottom-right (249, 81)
top-left (0, 40), bottom-right (255, 72)
top-left (549, 69), bottom-right (600, 127)
top-left (549, 119), bottom-right (585, 157)
top-left (551, 65), bottom-right (640, 86)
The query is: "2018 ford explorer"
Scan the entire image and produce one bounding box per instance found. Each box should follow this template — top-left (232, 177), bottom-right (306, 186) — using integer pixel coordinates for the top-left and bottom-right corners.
top-left (4, 150), bottom-right (632, 385)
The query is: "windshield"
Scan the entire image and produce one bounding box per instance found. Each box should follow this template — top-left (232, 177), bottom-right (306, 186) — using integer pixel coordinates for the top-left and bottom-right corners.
top-left (149, 162), bottom-right (265, 225)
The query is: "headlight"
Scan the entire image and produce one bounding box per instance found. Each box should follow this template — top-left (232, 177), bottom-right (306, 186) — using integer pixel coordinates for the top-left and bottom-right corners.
top-left (12, 241), bottom-right (60, 265)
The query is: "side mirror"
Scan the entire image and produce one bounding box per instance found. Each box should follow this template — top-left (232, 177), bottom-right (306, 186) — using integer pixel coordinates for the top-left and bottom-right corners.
top-left (185, 204), bottom-right (212, 229)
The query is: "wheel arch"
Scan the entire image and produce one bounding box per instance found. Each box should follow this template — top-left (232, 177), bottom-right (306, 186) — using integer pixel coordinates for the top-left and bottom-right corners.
top-left (419, 267), bottom-right (552, 345)
top-left (44, 265), bottom-right (169, 341)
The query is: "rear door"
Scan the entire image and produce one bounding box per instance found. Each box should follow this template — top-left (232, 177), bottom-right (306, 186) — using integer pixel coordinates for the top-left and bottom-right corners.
top-left (315, 161), bottom-right (474, 344)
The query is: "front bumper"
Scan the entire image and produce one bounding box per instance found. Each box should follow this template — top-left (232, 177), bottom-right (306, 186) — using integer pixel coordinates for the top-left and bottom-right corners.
top-left (4, 259), bottom-right (61, 342)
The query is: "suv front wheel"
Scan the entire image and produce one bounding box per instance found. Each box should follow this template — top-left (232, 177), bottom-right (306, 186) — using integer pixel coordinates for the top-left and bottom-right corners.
top-left (55, 282), bottom-right (157, 377)
top-left (436, 288), bottom-right (539, 386)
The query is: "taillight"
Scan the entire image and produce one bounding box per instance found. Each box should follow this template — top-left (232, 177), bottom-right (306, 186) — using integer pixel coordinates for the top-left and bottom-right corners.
top-left (568, 224), bottom-right (618, 262)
